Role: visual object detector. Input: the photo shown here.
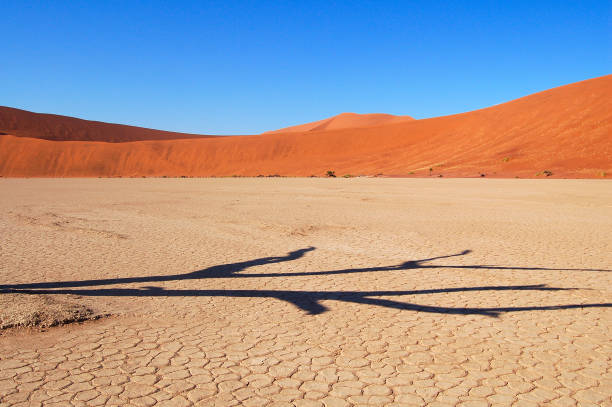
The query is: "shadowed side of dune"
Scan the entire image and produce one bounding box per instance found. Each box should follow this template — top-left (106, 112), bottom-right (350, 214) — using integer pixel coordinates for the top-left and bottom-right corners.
top-left (0, 75), bottom-right (610, 177)
top-left (0, 106), bottom-right (215, 142)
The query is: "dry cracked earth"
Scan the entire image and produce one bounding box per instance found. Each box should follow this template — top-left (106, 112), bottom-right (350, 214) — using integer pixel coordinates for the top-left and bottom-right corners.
top-left (0, 178), bottom-right (610, 407)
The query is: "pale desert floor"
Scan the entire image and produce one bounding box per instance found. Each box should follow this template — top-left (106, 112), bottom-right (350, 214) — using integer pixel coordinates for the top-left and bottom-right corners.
top-left (0, 178), bottom-right (610, 407)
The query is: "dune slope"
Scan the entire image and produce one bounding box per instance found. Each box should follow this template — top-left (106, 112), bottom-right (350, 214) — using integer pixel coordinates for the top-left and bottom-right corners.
top-left (0, 75), bottom-right (610, 177)
top-left (0, 106), bottom-right (214, 142)
top-left (263, 112), bottom-right (415, 134)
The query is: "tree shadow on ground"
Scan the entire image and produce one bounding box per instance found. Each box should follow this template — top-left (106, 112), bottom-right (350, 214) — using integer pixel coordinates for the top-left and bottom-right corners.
top-left (4, 284), bottom-right (610, 317)
top-left (1, 247), bottom-right (610, 316)
top-left (2, 248), bottom-right (609, 291)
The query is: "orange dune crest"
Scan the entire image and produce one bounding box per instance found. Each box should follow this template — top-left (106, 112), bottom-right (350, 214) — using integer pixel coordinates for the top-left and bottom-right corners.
top-left (263, 112), bottom-right (415, 134)
top-left (0, 106), bottom-right (214, 142)
top-left (0, 75), bottom-right (610, 178)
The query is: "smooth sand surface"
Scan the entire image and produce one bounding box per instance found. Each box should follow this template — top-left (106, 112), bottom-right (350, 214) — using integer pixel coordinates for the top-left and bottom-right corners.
top-left (0, 178), bottom-right (611, 406)
top-left (1, 75), bottom-right (610, 178)
top-left (0, 106), bottom-right (215, 142)
top-left (262, 113), bottom-right (415, 134)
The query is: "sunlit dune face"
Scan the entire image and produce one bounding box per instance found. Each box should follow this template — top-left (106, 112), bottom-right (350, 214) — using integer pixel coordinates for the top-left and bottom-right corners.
top-left (0, 75), bottom-right (610, 178)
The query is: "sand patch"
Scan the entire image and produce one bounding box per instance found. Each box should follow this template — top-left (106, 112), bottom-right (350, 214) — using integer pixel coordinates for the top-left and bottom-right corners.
top-left (0, 293), bottom-right (105, 330)
top-left (10, 210), bottom-right (128, 239)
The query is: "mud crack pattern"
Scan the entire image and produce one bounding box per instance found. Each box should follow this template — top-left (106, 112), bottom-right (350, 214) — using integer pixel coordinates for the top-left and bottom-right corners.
top-left (0, 178), bottom-right (610, 406)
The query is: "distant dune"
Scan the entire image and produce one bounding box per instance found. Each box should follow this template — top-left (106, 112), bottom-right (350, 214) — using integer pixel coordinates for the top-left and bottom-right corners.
top-left (0, 75), bottom-right (610, 178)
top-left (263, 112), bottom-right (414, 134)
top-left (0, 106), bottom-right (214, 142)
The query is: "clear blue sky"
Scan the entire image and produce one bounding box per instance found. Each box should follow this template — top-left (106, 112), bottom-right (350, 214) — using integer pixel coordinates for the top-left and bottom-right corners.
top-left (3, 1), bottom-right (610, 134)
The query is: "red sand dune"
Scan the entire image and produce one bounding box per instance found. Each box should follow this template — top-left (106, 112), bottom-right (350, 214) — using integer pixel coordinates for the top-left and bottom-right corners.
top-left (0, 75), bottom-right (610, 178)
top-left (263, 112), bottom-right (414, 134)
top-left (0, 106), bottom-right (214, 142)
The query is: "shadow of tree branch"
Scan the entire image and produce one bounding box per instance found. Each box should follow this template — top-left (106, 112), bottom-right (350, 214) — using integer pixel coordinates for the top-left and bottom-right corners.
top-left (2, 248), bottom-right (609, 316)
top-left (3, 284), bottom-right (608, 317)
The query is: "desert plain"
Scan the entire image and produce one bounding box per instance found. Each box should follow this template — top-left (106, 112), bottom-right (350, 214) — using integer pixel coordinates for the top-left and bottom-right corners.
top-left (0, 177), bottom-right (610, 406)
